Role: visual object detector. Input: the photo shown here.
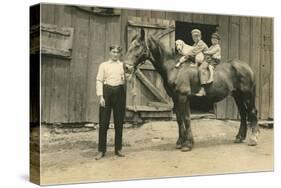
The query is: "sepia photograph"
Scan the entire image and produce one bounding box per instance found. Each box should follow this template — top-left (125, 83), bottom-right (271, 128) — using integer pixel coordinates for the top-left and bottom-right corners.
top-left (30, 2), bottom-right (274, 185)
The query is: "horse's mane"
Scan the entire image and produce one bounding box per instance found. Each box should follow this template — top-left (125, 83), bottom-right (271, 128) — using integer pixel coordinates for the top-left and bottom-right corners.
top-left (148, 35), bottom-right (177, 60)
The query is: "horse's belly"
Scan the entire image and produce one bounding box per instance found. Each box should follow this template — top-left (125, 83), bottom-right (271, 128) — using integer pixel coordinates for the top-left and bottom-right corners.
top-left (205, 75), bottom-right (233, 102)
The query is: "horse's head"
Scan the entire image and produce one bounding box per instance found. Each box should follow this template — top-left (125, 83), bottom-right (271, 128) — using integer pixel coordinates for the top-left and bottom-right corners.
top-left (124, 28), bottom-right (151, 72)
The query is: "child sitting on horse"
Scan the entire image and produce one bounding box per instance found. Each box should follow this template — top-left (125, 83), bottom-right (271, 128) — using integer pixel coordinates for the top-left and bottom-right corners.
top-left (175, 29), bottom-right (211, 96)
top-left (203, 32), bottom-right (221, 83)
top-left (175, 29), bottom-right (208, 68)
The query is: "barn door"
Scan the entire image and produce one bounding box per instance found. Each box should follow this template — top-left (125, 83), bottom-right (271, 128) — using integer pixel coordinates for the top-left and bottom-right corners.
top-left (126, 17), bottom-right (175, 122)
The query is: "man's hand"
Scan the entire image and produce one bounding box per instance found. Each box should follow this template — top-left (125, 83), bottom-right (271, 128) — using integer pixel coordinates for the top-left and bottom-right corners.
top-left (99, 96), bottom-right (105, 107)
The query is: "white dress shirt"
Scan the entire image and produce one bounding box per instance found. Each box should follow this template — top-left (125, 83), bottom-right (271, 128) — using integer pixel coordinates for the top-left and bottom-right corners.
top-left (96, 60), bottom-right (125, 96)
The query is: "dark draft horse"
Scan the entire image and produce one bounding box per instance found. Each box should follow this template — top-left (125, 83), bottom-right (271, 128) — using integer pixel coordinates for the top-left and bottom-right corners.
top-left (124, 28), bottom-right (259, 151)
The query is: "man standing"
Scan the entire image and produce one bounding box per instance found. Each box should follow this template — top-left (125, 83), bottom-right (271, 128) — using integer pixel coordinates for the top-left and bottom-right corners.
top-left (95, 45), bottom-right (126, 160)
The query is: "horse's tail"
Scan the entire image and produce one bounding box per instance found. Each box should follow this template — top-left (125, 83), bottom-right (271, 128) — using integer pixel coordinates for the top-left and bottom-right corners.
top-left (230, 59), bottom-right (255, 89)
top-left (231, 60), bottom-right (257, 120)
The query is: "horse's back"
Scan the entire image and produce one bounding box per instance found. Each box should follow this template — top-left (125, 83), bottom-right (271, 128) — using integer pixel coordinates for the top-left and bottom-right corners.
top-left (215, 59), bottom-right (255, 93)
top-left (230, 60), bottom-right (255, 82)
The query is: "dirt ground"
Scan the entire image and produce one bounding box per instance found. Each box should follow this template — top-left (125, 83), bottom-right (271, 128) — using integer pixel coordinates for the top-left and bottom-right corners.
top-left (40, 119), bottom-right (273, 185)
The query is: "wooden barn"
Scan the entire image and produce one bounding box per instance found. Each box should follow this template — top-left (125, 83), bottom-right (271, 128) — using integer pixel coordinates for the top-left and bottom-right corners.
top-left (33, 3), bottom-right (273, 124)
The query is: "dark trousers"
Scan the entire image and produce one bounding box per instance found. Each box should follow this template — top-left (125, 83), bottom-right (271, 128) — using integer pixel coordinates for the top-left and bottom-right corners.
top-left (98, 84), bottom-right (126, 153)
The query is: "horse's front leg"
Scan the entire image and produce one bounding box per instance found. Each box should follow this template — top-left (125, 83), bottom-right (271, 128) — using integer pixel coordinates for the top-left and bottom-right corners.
top-left (178, 95), bottom-right (193, 152)
top-left (174, 106), bottom-right (183, 149)
top-left (183, 99), bottom-right (193, 151)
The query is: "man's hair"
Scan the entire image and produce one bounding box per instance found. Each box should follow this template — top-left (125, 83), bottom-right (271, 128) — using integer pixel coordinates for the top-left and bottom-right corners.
top-left (109, 45), bottom-right (122, 52)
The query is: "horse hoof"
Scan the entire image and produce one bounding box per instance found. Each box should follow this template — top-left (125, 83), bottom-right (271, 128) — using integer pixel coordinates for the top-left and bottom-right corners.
top-left (248, 138), bottom-right (258, 146)
top-left (248, 141), bottom-right (257, 146)
top-left (234, 138), bottom-right (243, 143)
top-left (176, 144), bottom-right (182, 149)
top-left (181, 146), bottom-right (192, 152)
top-left (248, 131), bottom-right (259, 146)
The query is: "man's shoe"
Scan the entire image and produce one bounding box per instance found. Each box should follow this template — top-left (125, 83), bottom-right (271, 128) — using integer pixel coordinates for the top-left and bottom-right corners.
top-left (195, 88), bottom-right (206, 96)
top-left (115, 150), bottom-right (125, 157)
top-left (95, 152), bottom-right (105, 160)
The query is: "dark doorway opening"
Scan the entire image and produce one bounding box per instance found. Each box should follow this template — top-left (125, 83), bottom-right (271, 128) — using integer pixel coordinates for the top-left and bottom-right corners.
top-left (175, 21), bottom-right (218, 47)
top-left (175, 21), bottom-right (218, 113)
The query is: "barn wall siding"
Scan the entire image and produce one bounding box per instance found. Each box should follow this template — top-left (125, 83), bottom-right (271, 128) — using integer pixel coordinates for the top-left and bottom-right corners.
top-left (40, 4), bottom-right (273, 123)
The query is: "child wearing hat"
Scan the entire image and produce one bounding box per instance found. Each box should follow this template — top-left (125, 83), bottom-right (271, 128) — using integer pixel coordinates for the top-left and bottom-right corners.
top-left (175, 29), bottom-right (208, 68)
top-left (204, 32), bottom-right (221, 83)
top-left (204, 32), bottom-right (221, 64)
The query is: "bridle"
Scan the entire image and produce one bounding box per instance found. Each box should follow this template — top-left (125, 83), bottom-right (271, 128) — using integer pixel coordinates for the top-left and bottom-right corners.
top-left (126, 27), bottom-right (174, 72)
top-left (125, 37), bottom-right (154, 73)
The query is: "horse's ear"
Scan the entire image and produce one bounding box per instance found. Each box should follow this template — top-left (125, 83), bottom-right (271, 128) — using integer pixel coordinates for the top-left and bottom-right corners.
top-left (140, 28), bottom-right (145, 41)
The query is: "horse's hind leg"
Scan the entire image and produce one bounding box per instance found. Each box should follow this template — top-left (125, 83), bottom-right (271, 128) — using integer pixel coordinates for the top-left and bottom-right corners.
top-left (233, 92), bottom-right (248, 143)
top-left (246, 86), bottom-right (259, 146)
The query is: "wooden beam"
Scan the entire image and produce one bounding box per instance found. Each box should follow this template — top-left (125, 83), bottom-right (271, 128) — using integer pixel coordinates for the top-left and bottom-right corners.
top-left (128, 17), bottom-right (175, 29)
top-left (147, 101), bottom-right (173, 108)
top-left (41, 46), bottom-right (72, 59)
top-left (41, 23), bottom-right (71, 36)
top-left (126, 105), bottom-right (172, 112)
top-left (135, 69), bottom-right (169, 103)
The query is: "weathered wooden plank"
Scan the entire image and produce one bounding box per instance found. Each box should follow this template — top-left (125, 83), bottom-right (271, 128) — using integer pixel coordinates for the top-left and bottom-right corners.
top-left (177, 12), bottom-right (193, 22)
top-left (151, 10), bottom-right (165, 19)
top-left (120, 9), bottom-right (129, 51)
top-left (127, 23), bottom-right (140, 111)
top-left (128, 19), bottom-right (174, 29)
top-left (268, 19), bottom-right (274, 119)
top-left (139, 111), bottom-right (173, 118)
top-left (127, 9), bottom-right (137, 17)
top-left (67, 8), bottom-right (90, 122)
top-left (105, 16), bottom-right (121, 60)
top-left (75, 6), bottom-right (121, 16)
top-left (215, 15), bottom-right (229, 119)
top-left (136, 9), bottom-right (151, 18)
top-left (260, 18), bottom-right (273, 119)
top-left (86, 15), bottom-right (107, 123)
top-left (203, 14), bottom-right (217, 25)
top-left (165, 11), bottom-right (180, 21)
top-left (41, 4), bottom-right (55, 23)
top-left (41, 46), bottom-right (71, 59)
top-left (126, 105), bottom-right (172, 112)
top-left (239, 17), bottom-right (251, 63)
top-left (46, 5), bottom-right (73, 123)
top-left (147, 101), bottom-right (173, 108)
top-left (226, 16), bottom-right (240, 119)
top-left (135, 69), bottom-right (169, 103)
top-left (40, 23), bottom-right (74, 59)
top-left (250, 17), bottom-right (262, 117)
top-left (41, 4), bottom-right (56, 123)
top-left (41, 23), bottom-right (72, 35)
top-left (192, 13), bottom-right (204, 23)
